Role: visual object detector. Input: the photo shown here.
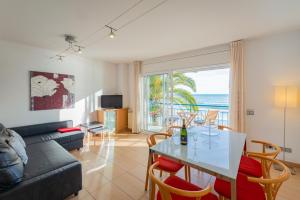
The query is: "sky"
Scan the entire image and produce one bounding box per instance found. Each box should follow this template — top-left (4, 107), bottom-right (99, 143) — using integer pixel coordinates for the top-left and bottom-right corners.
top-left (184, 68), bottom-right (230, 94)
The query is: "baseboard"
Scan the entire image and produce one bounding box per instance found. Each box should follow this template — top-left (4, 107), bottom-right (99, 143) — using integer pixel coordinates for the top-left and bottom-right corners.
top-left (279, 159), bottom-right (300, 168)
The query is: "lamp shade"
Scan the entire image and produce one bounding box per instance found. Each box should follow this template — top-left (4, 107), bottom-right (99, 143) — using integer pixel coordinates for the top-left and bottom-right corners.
top-left (274, 86), bottom-right (298, 108)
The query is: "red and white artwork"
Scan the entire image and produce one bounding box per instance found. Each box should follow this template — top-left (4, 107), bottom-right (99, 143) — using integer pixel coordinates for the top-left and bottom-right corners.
top-left (30, 71), bottom-right (75, 110)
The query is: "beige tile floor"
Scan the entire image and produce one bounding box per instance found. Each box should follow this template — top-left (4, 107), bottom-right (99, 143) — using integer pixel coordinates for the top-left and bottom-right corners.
top-left (67, 133), bottom-right (300, 200)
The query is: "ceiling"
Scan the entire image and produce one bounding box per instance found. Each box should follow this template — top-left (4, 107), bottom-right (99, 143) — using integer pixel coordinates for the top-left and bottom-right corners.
top-left (1, 0), bottom-right (300, 63)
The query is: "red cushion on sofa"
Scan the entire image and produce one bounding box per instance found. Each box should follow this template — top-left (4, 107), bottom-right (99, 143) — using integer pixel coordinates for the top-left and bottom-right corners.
top-left (239, 155), bottom-right (262, 177)
top-left (214, 173), bottom-right (265, 200)
top-left (57, 127), bottom-right (81, 133)
top-left (157, 175), bottom-right (218, 200)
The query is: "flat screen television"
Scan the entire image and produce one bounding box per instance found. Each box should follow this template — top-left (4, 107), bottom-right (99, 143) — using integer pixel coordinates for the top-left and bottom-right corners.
top-left (100, 95), bottom-right (122, 109)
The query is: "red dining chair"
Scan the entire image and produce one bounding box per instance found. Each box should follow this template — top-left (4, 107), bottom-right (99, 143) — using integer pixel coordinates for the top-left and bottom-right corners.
top-left (240, 140), bottom-right (281, 178)
top-left (214, 155), bottom-right (290, 200)
top-left (145, 133), bottom-right (190, 191)
top-left (149, 162), bottom-right (218, 200)
top-left (218, 125), bottom-right (281, 178)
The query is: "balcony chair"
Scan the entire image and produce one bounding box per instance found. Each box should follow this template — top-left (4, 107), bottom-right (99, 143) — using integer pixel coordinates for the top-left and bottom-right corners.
top-left (214, 154), bottom-right (290, 200)
top-left (145, 133), bottom-right (191, 191)
top-left (149, 162), bottom-right (218, 200)
top-left (177, 111), bottom-right (197, 127)
top-left (194, 110), bottom-right (219, 126)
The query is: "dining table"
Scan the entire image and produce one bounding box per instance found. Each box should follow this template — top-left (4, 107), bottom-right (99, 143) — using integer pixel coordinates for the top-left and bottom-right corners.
top-left (149, 126), bottom-right (246, 200)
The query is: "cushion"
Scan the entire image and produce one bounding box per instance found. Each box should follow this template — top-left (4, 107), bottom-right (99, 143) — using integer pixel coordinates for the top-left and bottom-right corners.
top-left (214, 173), bottom-right (265, 200)
top-left (157, 175), bottom-right (218, 200)
top-left (58, 127), bottom-right (81, 133)
top-left (9, 130), bottom-right (26, 147)
top-left (239, 155), bottom-right (262, 177)
top-left (156, 156), bottom-right (183, 172)
top-left (0, 138), bottom-right (24, 191)
top-left (7, 135), bottom-right (28, 165)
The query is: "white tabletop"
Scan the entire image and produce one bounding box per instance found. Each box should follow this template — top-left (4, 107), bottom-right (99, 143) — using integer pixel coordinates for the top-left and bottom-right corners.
top-left (150, 126), bottom-right (246, 180)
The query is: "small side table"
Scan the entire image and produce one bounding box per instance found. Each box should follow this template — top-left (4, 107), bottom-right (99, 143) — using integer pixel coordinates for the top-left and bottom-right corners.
top-left (89, 127), bottom-right (108, 145)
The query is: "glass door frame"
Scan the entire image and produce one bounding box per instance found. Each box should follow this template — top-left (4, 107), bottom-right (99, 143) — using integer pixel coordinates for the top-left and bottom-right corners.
top-left (142, 71), bottom-right (173, 132)
top-left (141, 64), bottom-right (230, 132)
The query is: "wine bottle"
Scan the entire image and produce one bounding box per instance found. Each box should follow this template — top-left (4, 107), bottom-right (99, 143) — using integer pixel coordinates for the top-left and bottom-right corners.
top-left (180, 119), bottom-right (187, 145)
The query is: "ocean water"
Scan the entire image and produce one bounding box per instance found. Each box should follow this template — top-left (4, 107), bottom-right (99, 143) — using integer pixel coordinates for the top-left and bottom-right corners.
top-left (193, 94), bottom-right (229, 106)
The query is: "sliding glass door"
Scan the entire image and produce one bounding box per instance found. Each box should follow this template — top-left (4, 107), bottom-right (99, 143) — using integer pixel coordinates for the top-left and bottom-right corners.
top-left (143, 73), bottom-right (171, 132)
top-left (142, 67), bottom-right (230, 132)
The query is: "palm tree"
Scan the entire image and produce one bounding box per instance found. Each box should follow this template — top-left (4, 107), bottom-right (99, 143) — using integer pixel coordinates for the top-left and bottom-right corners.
top-left (149, 72), bottom-right (197, 123)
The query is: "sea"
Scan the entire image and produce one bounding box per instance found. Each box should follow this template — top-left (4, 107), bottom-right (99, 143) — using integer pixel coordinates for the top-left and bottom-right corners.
top-left (193, 94), bottom-right (229, 106)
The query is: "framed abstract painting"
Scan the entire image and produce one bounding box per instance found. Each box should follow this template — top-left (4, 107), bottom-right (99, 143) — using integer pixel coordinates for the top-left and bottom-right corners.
top-left (30, 71), bottom-right (75, 110)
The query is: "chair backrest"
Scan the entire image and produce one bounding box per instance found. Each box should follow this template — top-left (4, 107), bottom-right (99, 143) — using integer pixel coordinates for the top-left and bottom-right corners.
top-left (217, 125), bottom-right (233, 131)
top-left (247, 155), bottom-right (290, 200)
top-left (204, 110), bottom-right (219, 125)
top-left (147, 133), bottom-right (171, 162)
top-left (247, 140), bottom-right (281, 159)
top-left (149, 162), bottom-right (212, 200)
top-left (246, 140), bottom-right (281, 177)
top-left (147, 133), bottom-right (171, 148)
top-left (177, 112), bottom-right (197, 127)
top-left (166, 125), bottom-right (181, 135)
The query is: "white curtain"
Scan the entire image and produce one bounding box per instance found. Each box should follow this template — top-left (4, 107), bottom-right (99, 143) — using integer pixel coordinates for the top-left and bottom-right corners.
top-left (229, 40), bottom-right (245, 132)
top-left (132, 61), bottom-right (142, 133)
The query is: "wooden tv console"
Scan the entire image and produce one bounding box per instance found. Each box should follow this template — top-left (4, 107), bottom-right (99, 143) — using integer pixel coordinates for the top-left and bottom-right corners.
top-left (97, 108), bottom-right (128, 133)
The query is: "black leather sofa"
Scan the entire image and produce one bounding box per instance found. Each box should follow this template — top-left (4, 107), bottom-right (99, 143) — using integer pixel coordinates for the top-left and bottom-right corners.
top-left (0, 120), bottom-right (84, 200)
top-left (11, 120), bottom-right (84, 151)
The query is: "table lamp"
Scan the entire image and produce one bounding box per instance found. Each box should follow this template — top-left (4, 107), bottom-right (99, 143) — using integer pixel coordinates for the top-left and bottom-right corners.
top-left (274, 86), bottom-right (298, 174)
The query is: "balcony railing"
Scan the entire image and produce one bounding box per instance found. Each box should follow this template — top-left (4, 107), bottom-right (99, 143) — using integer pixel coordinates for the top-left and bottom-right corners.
top-left (146, 102), bottom-right (229, 131)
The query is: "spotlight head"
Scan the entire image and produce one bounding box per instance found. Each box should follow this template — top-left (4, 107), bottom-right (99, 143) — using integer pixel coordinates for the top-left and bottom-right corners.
top-left (105, 25), bottom-right (116, 39)
top-left (77, 47), bottom-right (82, 54)
top-left (109, 31), bottom-right (115, 39)
top-left (56, 55), bottom-right (64, 62)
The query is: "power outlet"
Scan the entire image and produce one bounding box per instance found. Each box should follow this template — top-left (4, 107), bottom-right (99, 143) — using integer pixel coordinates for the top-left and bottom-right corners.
top-left (266, 145), bottom-right (292, 153)
top-left (246, 109), bottom-right (255, 115)
top-left (281, 147), bottom-right (292, 153)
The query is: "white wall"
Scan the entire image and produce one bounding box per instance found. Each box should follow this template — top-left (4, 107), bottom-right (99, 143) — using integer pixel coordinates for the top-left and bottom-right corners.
top-left (0, 40), bottom-right (118, 127)
top-left (245, 30), bottom-right (300, 163)
top-left (116, 63), bottom-right (129, 108)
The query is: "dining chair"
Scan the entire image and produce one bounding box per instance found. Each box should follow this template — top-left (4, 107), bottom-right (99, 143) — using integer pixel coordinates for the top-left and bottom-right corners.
top-left (194, 110), bottom-right (219, 126)
top-left (214, 154), bottom-right (290, 200)
top-left (217, 125), bottom-right (281, 178)
top-left (149, 162), bottom-right (218, 200)
top-left (166, 125), bottom-right (181, 135)
top-left (145, 133), bottom-right (190, 191)
top-left (217, 125), bottom-right (232, 131)
top-left (241, 140), bottom-right (281, 178)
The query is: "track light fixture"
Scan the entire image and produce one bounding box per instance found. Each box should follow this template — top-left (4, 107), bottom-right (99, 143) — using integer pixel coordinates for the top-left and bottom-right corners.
top-left (56, 55), bottom-right (64, 62)
top-left (74, 45), bottom-right (84, 54)
top-left (64, 34), bottom-right (85, 54)
top-left (105, 25), bottom-right (117, 39)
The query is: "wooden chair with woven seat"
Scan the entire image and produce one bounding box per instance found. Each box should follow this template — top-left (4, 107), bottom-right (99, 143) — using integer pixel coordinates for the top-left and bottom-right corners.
top-left (145, 133), bottom-right (190, 191)
top-left (149, 162), bottom-right (218, 200)
top-left (177, 111), bottom-right (197, 128)
top-left (194, 110), bottom-right (219, 126)
top-left (214, 154), bottom-right (290, 200)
